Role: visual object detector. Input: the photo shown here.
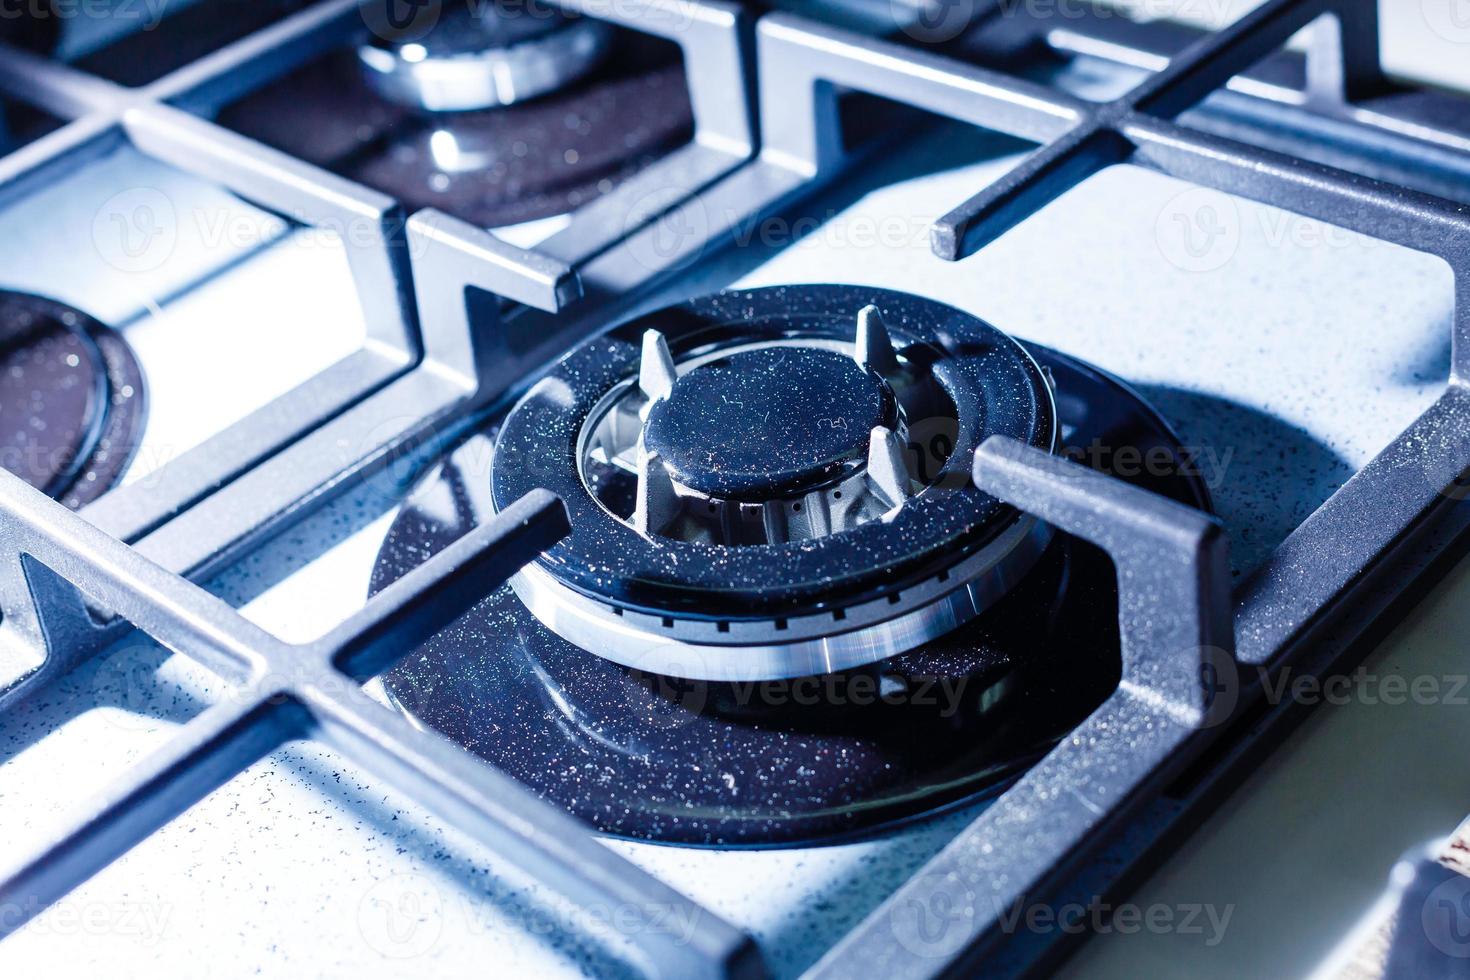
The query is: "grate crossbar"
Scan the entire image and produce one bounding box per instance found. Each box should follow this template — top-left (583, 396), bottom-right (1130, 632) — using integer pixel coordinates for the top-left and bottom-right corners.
top-left (0, 471), bottom-right (762, 978)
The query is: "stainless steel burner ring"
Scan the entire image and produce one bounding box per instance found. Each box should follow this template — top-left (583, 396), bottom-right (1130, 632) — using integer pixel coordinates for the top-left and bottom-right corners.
top-left (509, 514), bottom-right (1051, 679)
top-left (358, 6), bottom-right (614, 112)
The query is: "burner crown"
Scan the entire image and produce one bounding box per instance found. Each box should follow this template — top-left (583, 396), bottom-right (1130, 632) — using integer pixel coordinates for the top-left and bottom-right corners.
top-left (644, 346), bottom-right (897, 502)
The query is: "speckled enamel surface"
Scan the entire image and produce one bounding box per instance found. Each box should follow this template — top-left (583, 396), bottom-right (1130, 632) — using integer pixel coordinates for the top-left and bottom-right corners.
top-left (0, 99), bottom-right (1456, 980)
top-left (710, 126), bottom-right (1450, 577)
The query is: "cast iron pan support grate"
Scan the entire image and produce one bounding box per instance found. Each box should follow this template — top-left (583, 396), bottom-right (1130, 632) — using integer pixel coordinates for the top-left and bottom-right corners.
top-left (0, 0), bottom-right (1469, 977)
top-left (739, 13), bottom-right (1470, 966)
top-left (806, 436), bottom-right (1233, 976)
top-left (0, 469), bottom-right (764, 979)
top-left (0, 0), bottom-right (753, 712)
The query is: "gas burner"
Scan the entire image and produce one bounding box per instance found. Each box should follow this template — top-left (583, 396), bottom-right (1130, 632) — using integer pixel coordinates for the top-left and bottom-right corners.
top-left (358, 0), bottom-right (613, 112)
top-left (0, 292), bottom-right (145, 509)
top-left (372, 303), bottom-right (1211, 844)
top-left (497, 286), bottom-right (1058, 680)
top-left (219, 19), bottom-right (691, 228)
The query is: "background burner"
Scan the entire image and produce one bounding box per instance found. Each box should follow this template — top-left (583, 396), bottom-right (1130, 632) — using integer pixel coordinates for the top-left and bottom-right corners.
top-left (374, 343), bottom-right (1211, 845)
top-left (218, 25), bottom-right (692, 229)
top-left (0, 292), bottom-right (145, 507)
top-left (358, 0), bottom-right (614, 112)
top-left (62, 326), bottom-right (147, 510)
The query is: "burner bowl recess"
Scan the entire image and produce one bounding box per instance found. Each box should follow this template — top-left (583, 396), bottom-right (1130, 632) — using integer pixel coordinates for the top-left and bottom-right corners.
top-left (374, 310), bottom-right (1212, 844)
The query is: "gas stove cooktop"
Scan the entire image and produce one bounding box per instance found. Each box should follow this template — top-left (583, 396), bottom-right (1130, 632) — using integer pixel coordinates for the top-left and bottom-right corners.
top-left (1, 0), bottom-right (1470, 977)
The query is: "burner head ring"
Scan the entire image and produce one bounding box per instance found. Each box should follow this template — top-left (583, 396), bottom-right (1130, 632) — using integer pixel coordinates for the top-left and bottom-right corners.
top-left (490, 286), bottom-right (1057, 680)
top-left (357, 1), bottom-right (614, 112)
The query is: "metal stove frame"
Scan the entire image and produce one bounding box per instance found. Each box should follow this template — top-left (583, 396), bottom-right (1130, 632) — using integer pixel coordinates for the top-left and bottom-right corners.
top-left (2, 0), bottom-right (1470, 977)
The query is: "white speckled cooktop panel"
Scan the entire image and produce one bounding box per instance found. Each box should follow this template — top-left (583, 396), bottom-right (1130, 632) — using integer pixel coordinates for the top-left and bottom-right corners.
top-left (0, 107), bottom-right (1453, 980)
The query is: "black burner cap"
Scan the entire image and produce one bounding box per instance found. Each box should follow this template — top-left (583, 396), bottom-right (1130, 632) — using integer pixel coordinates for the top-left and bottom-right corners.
top-left (644, 346), bottom-right (896, 501)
